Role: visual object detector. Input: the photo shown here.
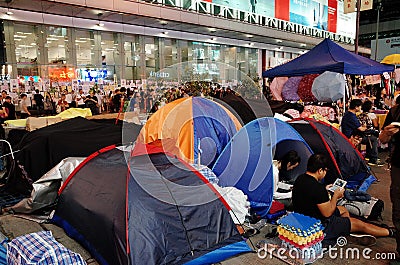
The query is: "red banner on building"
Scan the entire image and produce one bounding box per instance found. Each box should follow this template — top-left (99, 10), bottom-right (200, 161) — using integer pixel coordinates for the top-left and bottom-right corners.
top-left (328, 0), bottom-right (337, 33)
top-left (275, 0), bottom-right (290, 21)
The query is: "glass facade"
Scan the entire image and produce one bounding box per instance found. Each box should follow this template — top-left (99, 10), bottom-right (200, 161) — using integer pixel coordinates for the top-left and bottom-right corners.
top-left (2, 20), bottom-right (298, 85)
top-left (14, 23), bottom-right (39, 78)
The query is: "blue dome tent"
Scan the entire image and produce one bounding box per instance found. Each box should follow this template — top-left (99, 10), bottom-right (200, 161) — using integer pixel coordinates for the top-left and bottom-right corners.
top-left (212, 118), bottom-right (313, 217)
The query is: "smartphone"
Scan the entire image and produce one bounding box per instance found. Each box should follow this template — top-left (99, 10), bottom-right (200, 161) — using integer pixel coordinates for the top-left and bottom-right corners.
top-left (391, 122), bottom-right (400, 127)
top-left (328, 179), bottom-right (347, 192)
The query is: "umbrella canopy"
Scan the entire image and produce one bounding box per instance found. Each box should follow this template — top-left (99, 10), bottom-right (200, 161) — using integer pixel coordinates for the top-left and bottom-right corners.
top-left (270, 77), bottom-right (288, 101)
top-left (297, 74), bottom-right (318, 102)
top-left (263, 38), bottom-right (394, 77)
top-left (381, 54), bottom-right (400, 65)
top-left (312, 71), bottom-right (346, 102)
top-left (282, 76), bottom-right (302, 101)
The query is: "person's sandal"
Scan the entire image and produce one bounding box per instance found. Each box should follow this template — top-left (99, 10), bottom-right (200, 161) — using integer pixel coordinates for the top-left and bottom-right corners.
top-left (347, 234), bottom-right (376, 247)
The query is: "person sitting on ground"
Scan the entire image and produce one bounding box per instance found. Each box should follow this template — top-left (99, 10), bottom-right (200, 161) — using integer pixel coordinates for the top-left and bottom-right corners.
top-left (341, 99), bottom-right (382, 166)
top-left (273, 150), bottom-right (301, 200)
top-left (292, 154), bottom-right (395, 246)
top-left (84, 90), bottom-right (99, 115)
top-left (76, 89), bottom-right (86, 108)
top-left (56, 94), bottom-right (69, 113)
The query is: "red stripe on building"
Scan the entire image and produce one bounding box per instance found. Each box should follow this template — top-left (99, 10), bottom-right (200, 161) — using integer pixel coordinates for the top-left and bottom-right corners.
top-left (275, 0), bottom-right (290, 21)
top-left (328, 0), bottom-right (337, 33)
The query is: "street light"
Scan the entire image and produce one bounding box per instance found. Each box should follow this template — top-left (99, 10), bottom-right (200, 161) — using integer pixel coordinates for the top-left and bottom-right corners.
top-left (374, 0), bottom-right (383, 61)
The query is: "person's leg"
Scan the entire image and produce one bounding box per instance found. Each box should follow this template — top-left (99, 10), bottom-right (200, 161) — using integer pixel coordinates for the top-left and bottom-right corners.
top-left (349, 217), bottom-right (389, 237)
top-left (337, 205), bottom-right (350, 218)
top-left (391, 165), bottom-right (400, 254)
top-left (363, 135), bottom-right (379, 162)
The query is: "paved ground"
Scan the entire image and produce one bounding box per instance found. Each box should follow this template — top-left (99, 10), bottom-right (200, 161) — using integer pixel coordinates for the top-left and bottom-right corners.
top-left (0, 151), bottom-right (395, 265)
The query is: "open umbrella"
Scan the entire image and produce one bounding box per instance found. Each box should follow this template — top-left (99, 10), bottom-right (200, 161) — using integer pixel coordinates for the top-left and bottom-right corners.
top-left (381, 54), bottom-right (400, 65)
top-left (311, 71), bottom-right (346, 102)
top-left (282, 76), bottom-right (302, 101)
top-left (270, 77), bottom-right (288, 100)
top-left (298, 74), bottom-right (319, 102)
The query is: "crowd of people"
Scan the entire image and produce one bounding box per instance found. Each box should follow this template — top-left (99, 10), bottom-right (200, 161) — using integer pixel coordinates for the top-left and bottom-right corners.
top-left (341, 96), bottom-right (400, 166)
top-left (0, 80), bottom-right (253, 124)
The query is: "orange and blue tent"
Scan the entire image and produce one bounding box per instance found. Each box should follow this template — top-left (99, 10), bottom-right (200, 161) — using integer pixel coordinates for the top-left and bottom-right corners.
top-left (138, 97), bottom-right (242, 167)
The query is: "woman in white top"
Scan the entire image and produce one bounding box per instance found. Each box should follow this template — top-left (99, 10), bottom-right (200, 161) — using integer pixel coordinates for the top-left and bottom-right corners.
top-left (272, 150), bottom-right (301, 200)
top-left (19, 94), bottom-right (31, 119)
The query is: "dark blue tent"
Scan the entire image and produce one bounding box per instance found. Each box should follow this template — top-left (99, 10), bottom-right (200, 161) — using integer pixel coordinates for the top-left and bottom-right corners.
top-left (288, 118), bottom-right (372, 187)
top-left (263, 38), bottom-right (394, 78)
top-left (52, 145), bottom-right (251, 265)
top-left (212, 118), bottom-right (313, 217)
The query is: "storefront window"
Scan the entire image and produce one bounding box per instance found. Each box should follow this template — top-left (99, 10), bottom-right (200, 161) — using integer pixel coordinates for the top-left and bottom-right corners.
top-left (101, 32), bottom-right (118, 66)
top-left (163, 38), bottom-right (178, 68)
top-left (248, 47), bottom-right (258, 76)
top-left (179, 40), bottom-right (191, 63)
top-left (123, 34), bottom-right (141, 80)
top-left (222, 45), bottom-right (237, 81)
top-left (75, 30), bottom-right (95, 66)
top-left (46, 26), bottom-right (68, 64)
top-left (14, 23), bottom-right (39, 77)
top-left (145, 36), bottom-right (159, 78)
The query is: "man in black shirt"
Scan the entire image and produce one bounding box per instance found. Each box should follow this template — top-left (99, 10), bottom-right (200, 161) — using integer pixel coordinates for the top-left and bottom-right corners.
top-left (3, 96), bottom-right (16, 120)
top-left (380, 104), bottom-right (400, 258)
top-left (293, 154), bottom-right (393, 246)
top-left (0, 96), bottom-right (7, 123)
top-left (33, 89), bottom-right (44, 112)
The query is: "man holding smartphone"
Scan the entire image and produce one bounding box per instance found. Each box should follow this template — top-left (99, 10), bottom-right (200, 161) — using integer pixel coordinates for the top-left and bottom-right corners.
top-left (292, 154), bottom-right (394, 247)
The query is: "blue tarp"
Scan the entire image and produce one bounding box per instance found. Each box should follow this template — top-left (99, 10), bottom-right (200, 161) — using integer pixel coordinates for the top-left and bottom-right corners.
top-left (263, 38), bottom-right (394, 78)
top-left (212, 118), bottom-right (313, 217)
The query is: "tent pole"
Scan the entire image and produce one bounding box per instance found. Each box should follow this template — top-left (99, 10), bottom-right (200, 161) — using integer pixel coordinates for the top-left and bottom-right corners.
top-left (0, 139), bottom-right (14, 160)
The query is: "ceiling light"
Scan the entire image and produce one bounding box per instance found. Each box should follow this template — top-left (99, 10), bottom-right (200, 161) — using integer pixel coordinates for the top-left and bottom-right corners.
top-left (246, 34), bottom-right (253, 38)
top-left (276, 39), bottom-right (283, 43)
top-left (97, 22), bottom-right (104, 27)
top-left (209, 28), bottom-right (217, 33)
top-left (300, 43), bottom-right (306, 47)
top-left (160, 21), bottom-right (168, 25)
top-left (6, 11), bottom-right (13, 15)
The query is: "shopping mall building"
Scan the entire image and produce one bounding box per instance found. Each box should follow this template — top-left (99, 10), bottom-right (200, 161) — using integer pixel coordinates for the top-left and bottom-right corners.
top-left (0, 0), bottom-right (367, 89)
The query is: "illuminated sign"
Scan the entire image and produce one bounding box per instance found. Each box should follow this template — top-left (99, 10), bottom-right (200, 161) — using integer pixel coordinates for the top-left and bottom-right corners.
top-left (149, 71), bottom-right (170, 78)
top-left (22, 76), bottom-right (41, 82)
top-left (77, 68), bottom-right (110, 81)
top-left (49, 67), bottom-right (76, 81)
